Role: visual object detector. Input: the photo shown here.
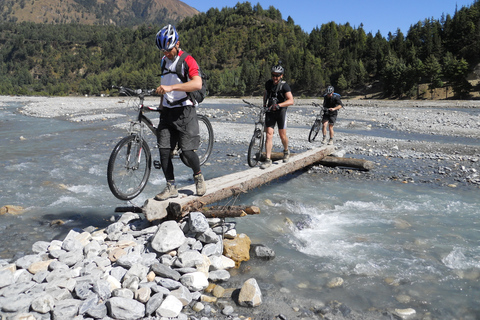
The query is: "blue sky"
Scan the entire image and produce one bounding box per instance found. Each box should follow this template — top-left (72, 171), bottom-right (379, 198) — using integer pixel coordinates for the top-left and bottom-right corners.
top-left (181, 0), bottom-right (474, 36)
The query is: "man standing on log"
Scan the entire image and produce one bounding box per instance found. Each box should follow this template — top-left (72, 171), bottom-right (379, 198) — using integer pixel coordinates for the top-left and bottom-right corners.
top-left (321, 85), bottom-right (343, 145)
top-left (260, 63), bottom-right (294, 169)
top-left (154, 24), bottom-right (206, 200)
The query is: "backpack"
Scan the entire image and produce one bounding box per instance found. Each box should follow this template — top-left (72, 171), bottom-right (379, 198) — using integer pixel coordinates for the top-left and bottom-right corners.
top-left (266, 80), bottom-right (286, 107)
top-left (161, 52), bottom-right (208, 106)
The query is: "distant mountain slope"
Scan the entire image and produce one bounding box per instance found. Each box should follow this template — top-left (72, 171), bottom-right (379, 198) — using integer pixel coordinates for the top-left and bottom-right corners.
top-left (0, 0), bottom-right (199, 27)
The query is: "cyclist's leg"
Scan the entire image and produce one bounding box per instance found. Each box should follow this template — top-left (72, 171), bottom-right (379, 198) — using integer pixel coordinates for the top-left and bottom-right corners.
top-left (328, 113), bottom-right (337, 137)
top-left (264, 113), bottom-right (276, 160)
top-left (277, 108), bottom-right (289, 151)
top-left (177, 106), bottom-right (201, 174)
top-left (181, 150), bottom-right (200, 174)
top-left (158, 148), bottom-right (174, 181)
top-left (157, 124), bottom-right (176, 182)
top-left (321, 114), bottom-right (329, 137)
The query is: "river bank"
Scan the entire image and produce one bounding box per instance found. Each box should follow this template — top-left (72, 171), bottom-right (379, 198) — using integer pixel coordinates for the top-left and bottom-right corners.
top-left (12, 95), bottom-right (480, 188)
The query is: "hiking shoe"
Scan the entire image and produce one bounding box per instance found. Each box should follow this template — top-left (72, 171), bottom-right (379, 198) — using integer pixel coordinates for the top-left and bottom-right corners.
top-left (321, 136), bottom-right (327, 144)
top-left (154, 182), bottom-right (178, 201)
top-left (283, 149), bottom-right (290, 163)
top-left (260, 158), bottom-right (272, 169)
top-left (194, 173), bottom-right (206, 196)
top-left (328, 138), bottom-right (334, 145)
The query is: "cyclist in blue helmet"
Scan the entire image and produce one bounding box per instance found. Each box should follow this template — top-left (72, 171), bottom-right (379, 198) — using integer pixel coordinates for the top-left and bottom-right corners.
top-left (322, 85), bottom-right (343, 145)
top-left (154, 24), bottom-right (206, 200)
top-left (155, 24), bottom-right (179, 52)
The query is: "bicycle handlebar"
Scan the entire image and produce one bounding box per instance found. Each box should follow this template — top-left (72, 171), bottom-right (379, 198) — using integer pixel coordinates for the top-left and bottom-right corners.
top-left (243, 99), bottom-right (268, 112)
top-left (112, 85), bottom-right (156, 97)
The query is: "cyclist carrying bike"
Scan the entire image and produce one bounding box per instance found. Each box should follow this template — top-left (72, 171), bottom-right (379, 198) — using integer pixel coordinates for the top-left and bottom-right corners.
top-left (154, 24), bottom-right (206, 200)
top-left (260, 64), bottom-right (294, 169)
top-left (321, 85), bottom-right (343, 145)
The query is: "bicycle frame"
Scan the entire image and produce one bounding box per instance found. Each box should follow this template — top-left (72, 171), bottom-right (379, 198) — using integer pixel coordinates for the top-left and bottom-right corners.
top-left (107, 86), bottom-right (214, 200)
top-left (312, 102), bottom-right (327, 120)
top-left (308, 102), bottom-right (327, 143)
top-left (244, 99), bottom-right (268, 167)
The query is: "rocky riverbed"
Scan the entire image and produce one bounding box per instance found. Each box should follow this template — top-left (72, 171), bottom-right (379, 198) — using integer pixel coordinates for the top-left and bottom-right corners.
top-left (1, 95), bottom-right (479, 320)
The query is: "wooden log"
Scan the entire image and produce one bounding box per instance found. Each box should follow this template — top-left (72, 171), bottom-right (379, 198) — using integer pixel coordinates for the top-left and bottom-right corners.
top-left (163, 204), bottom-right (260, 220)
top-left (258, 151), bottom-right (288, 161)
top-left (199, 205), bottom-right (261, 218)
top-left (143, 146), bottom-right (335, 221)
top-left (318, 156), bottom-right (375, 170)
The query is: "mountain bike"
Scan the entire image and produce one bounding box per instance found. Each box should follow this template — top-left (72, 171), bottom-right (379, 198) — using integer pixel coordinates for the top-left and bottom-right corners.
top-left (308, 102), bottom-right (327, 142)
top-left (107, 86), bottom-right (214, 201)
top-left (244, 99), bottom-right (269, 167)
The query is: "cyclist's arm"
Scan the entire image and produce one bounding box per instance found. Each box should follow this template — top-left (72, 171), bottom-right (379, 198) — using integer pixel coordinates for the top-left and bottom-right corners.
top-left (333, 97), bottom-right (343, 111)
top-left (156, 75), bottom-right (201, 95)
top-left (279, 91), bottom-right (294, 108)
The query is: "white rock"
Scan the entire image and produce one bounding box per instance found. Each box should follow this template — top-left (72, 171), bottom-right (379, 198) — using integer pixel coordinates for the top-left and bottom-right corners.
top-left (180, 272), bottom-right (209, 292)
top-left (157, 294), bottom-right (183, 318)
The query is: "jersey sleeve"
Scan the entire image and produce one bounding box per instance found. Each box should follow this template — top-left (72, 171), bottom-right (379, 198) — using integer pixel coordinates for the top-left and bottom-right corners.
top-left (265, 79), bottom-right (273, 91)
top-left (282, 82), bottom-right (292, 93)
top-left (184, 54), bottom-right (200, 79)
top-left (334, 95), bottom-right (344, 107)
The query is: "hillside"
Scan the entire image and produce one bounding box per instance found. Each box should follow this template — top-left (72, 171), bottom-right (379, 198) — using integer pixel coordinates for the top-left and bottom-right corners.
top-left (0, 1), bottom-right (479, 98)
top-left (0, 0), bottom-right (199, 27)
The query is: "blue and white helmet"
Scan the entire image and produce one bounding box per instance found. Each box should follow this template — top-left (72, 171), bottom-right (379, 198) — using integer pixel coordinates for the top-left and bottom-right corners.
top-left (156, 24), bottom-right (179, 51)
top-left (326, 85), bottom-right (334, 94)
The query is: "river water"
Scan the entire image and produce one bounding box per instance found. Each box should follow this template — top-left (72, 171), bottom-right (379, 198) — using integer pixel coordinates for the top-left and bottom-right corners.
top-left (1, 99), bottom-right (479, 319)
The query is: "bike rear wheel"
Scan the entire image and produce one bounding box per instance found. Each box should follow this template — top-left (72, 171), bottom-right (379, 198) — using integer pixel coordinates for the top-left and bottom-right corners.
top-left (308, 119), bottom-right (322, 142)
top-left (247, 129), bottom-right (264, 167)
top-left (107, 134), bottom-right (151, 200)
top-left (180, 114), bottom-right (214, 167)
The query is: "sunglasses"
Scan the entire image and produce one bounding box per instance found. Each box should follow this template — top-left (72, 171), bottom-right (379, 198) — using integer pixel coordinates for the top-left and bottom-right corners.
top-left (161, 47), bottom-right (175, 53)
top-left (271, 73), bottom-right (282, 77)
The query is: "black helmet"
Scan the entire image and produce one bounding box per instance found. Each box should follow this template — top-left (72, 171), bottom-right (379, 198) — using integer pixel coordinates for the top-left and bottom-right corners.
top-left (271, 64), bottom-right (284, 74)
top-left (326, 86), bottom-right (334, 94)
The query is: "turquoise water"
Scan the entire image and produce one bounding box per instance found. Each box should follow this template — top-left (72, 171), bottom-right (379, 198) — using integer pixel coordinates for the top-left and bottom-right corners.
top-left (234, 177), bottom-right (480, 317)
top-left (1, 100), bottom-right (479, 318)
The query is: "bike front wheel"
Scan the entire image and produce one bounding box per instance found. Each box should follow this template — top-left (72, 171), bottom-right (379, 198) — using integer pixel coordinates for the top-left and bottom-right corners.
top-left (308, 119), bottom-right (322, 142)
top-left (180, 114), bottom-right (214, 167)
top-left (107, 134), bottom-right (151, 200)
top-left (247, 129), bottom-right (264, 167)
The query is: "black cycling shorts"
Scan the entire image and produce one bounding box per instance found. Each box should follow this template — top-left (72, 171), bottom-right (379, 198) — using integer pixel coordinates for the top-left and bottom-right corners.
top-left (157, 105), bottom-right (200, 151)
top-left (265, 107), bottom-right (288, 130)
top-left (322, 111), bottom-right (338, 124)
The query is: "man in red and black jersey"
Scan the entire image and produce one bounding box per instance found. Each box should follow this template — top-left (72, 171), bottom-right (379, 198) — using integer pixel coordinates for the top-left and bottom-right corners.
top-left (154, 24), bottom-right (206, 200)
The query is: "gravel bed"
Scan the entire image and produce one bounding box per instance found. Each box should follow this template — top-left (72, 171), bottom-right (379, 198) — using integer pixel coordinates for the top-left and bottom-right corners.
top-left (9, 94), bottom-right (480, 187)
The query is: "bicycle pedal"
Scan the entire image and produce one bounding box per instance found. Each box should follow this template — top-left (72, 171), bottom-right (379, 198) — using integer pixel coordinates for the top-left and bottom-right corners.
top-left (153, 160), bottom-right (161, 169)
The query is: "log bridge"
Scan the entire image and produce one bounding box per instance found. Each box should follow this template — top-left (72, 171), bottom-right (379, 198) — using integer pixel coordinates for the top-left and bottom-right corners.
top-left (143, 146), bottom-right (335, 221)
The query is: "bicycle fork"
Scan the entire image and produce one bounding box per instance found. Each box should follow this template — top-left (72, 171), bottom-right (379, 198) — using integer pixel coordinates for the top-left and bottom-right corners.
top-left (124, 136), bottom-right (143, 171)
top-left (254, 121), bottom-right (264, 138)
